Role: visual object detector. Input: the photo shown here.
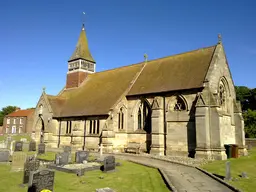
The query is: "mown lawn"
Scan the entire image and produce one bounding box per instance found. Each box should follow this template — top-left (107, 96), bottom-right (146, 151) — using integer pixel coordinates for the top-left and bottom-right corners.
top-left (0, 134), bottom-right (32, 142)
top-left (201, 148), bottom-right (256, 192)
top-left (0, 159), bottom-right (169, 192)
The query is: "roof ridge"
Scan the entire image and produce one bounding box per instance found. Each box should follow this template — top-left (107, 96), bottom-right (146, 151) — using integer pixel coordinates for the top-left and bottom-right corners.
top-left (93, 44), bottom-right (217, 75)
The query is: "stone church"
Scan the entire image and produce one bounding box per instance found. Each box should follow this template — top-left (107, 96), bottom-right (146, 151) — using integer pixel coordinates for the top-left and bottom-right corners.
top-left (33, 24), bottom-right (247, 160)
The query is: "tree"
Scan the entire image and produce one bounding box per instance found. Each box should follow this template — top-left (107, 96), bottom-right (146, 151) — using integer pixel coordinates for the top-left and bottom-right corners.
top-left (0, 106), bottom-right (19, 126)
top-left (235, 86), bottom-right (256, 138)
top-left (243, 109), bottom-right (256, 138)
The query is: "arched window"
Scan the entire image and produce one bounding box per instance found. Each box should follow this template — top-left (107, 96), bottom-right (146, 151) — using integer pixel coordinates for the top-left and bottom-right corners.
top-left (219, 84), bottom-right (226, 106)
top-left (173, 96), bottom-right (187, 111)
top-left (118, 108), bottom-right (124, 129)
top-left (138, 108), bottom-right (142, 129)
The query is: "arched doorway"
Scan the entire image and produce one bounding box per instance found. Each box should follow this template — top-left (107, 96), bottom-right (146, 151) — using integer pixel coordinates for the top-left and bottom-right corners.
top-left (137, 99), bottom-right (152, 153)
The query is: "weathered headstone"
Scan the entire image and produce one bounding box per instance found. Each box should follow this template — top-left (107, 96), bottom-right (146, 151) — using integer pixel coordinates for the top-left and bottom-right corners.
top-left (55, 152), bottom-right (69, 166)
top-left (64, 146), bottom-right (72, 163)
top-left (96, 187), bottom-right (115, 192)
top-left (103, 156), bottom-right (115, 172)
top-left (0, 150), bottom-right (9, 162)
top-left (0, 141), bottom-right (7, 149)
top-left (11, 152), bottom-right (27, 172)
top-left (99, 144), bottom-right (103, 156)
top-left (76, 169), bottom-right (85, 177)
top-left (10, 140), bottom-right (15, 155)
top-left (38, 143), bottom-right (45, 154)
top-left (23, 142), bottom-right (30, 151)
top-left (20, 138), bottom-right (27, 142)
top-left (75, 151), bottom-right (89, 163)
top-left (241, 172), bottom-right (248, 179)
top-left (14, 141), bottom-right (23, 151)
top-left (23, 159), bottom-right (40, 184)
top-left (28, 169), bottom-right (55, 192)
top-left (225, 161), bottom-right (231, 181)
top-left (29, 141), bottom-right (36, 151)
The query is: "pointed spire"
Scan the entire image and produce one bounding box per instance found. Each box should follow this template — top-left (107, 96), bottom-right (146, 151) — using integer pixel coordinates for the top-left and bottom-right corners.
top-left (69, 22), bottom-right (95, 63)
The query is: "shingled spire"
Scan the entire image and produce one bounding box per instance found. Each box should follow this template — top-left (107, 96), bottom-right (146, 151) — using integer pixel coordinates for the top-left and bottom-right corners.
top-left (66, 21), bottom-right (96, 89)
top-left (69, 24), bottom-right (95, 63)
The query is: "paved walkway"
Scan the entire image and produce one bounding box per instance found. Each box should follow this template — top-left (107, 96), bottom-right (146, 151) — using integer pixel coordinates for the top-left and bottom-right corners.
top-left (108, 154), bottom-right (233, 192)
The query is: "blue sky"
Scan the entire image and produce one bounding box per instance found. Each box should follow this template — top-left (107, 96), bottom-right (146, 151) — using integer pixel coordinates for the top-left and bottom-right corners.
top-left (0, 0), bottom-right (255, 109)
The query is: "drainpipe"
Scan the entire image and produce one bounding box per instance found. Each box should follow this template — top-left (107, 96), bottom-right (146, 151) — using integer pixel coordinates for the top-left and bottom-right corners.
top-left (163, 96), bottom-right (167, 156)
top-left (83, 119), bottom-right (86, 150)
top-left (58, 120), bottom-right (61, 148)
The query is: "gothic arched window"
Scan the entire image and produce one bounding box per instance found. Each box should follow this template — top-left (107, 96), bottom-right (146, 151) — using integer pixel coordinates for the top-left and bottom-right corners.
top-left (118, 108), bottom-right (124, 129)
top-left (173, 96), bottom-right (187, 111)
top-left (219, 84), bottom-right (226, 106)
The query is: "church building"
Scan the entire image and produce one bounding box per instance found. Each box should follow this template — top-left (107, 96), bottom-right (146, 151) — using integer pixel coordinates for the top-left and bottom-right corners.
top-left (33, 23), bottom-right (247, 160)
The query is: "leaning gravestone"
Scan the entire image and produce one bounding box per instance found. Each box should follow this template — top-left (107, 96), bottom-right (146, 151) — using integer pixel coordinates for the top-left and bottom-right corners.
top-left (23, 158), bottom-right (40, 184)
top-left (103, 156), bottom-right (115, 172)
top-left (29, 141), bottom-right (37, 151)
top-left (29, 169), bottom-right (55, 192)
top-left (38, 143), bottom-right (45, 154)
top-left (23, 142), bottom-right (30, 151)
top-left (11, 152), bottom-right (27, 172)
top-left (75, 151), bottom-right (89, 163)
top-left (64, 146), bottom-right (72, 163)
top-left (14, 141), bottom-right (23, 151)
top-left (55, 152), bottom-right (69, 166)
top-left (0, 150), bottom-right (10, 162)
top-left (225, 161), bottom-right (231, 181)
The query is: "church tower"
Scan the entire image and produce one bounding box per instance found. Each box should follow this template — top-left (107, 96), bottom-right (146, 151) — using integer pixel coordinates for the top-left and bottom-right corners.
top-left (66, 24), bottom-right (95, 89)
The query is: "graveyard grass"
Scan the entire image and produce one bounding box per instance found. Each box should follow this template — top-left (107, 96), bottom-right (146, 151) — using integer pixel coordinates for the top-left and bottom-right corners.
top-left (0, 134), bottom-right (32, 142)
top-left (0, 160), bottom-right (169, 192)
top-left (201, 147), bottom-right (256, 192)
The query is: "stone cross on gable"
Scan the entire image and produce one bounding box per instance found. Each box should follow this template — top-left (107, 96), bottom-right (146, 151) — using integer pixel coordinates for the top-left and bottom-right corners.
top-left (144, 53), bottom-right (148, 62)
top-left (218, 34), bottom-right (222, 43)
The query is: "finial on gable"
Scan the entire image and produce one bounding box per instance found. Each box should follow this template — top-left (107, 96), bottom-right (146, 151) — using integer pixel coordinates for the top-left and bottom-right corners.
top-left (218, 33), bottom-right (222, 44)
top-left (144, 53), bottom-right (148, 62)
top-left (42, 87), bottom-right (46, 93)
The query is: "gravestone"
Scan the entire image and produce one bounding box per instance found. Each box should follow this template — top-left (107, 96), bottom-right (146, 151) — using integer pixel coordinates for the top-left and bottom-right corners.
top-left (241, 172), bottom-right (248, 179)
top-left (23, 142), bottom-right (30, 151)
top-left (103, 156), bottom-right (115, 172)
top-left (76, 169), bottom-right (85, 177)
top-left (75, 151), bottom-right (89, 163)
top-left (29, 141), bottom-right (37, 151)
top-left (23, 158), bottom-right (40, 184)
top-left (0, 141), bottom-right (7, 149)
top-left (29, 169), bottom-right (55, 192)
top-left (0, 150), bottom-right (9, 162)
top-left (11, 152), bottom-right (27, 172)
top-left (38, 143), bottom-right (45, 154)
top-left (64, 146), bottom-right (72, 163)
top-left (14, 141), bottom-right (23, 151)
top-left (225, 161), bottom-right (231, 181)
top-left (55, 152), bottom-right (69, 166)
top-left (10, 140), bottom-right (15, 155)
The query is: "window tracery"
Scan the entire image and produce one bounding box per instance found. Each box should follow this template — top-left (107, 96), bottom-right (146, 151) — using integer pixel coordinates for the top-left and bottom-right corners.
top-left (169, 96), bottom-right (187, 111)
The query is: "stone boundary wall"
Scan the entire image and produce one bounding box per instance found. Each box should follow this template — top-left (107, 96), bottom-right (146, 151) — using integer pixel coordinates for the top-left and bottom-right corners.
top-left (245, 138), bottom-right (256, 148)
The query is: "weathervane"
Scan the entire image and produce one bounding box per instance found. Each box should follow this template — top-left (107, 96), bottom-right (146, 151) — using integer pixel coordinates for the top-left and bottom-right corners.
top-left (82, 12), bottom-right (86, 29)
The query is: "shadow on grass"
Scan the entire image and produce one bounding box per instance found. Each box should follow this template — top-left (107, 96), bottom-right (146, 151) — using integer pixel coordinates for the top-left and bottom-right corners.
top-left (213, 173), bottom-right (225, 180)
top-left (27, 185), bottom-right (37, 192)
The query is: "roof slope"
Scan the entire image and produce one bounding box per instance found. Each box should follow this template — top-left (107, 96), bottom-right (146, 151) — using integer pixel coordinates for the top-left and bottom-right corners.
top-left (69, 25), bottom-right (95, 62)
top-left (48, 44), bottom-right (217, 118)
top-left (58, 63), bottom-right (144, 117)
top-left (128, 45), bottom-right (216, 95)
top-left (6, 109), bottom-right (35, 117)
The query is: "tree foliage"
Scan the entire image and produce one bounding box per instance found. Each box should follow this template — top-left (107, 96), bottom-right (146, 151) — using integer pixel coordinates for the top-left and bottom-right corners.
top-left (0, 106), bottom-right (19, 126)
top-left (235, 86), bottom-right (256, 138)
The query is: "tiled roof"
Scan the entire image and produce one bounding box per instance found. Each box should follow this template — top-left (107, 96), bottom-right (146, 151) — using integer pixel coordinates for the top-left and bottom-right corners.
top-left (49, 44), bottom-right (217, 118)
top-left (6, 109), bottom-right (35, 117)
